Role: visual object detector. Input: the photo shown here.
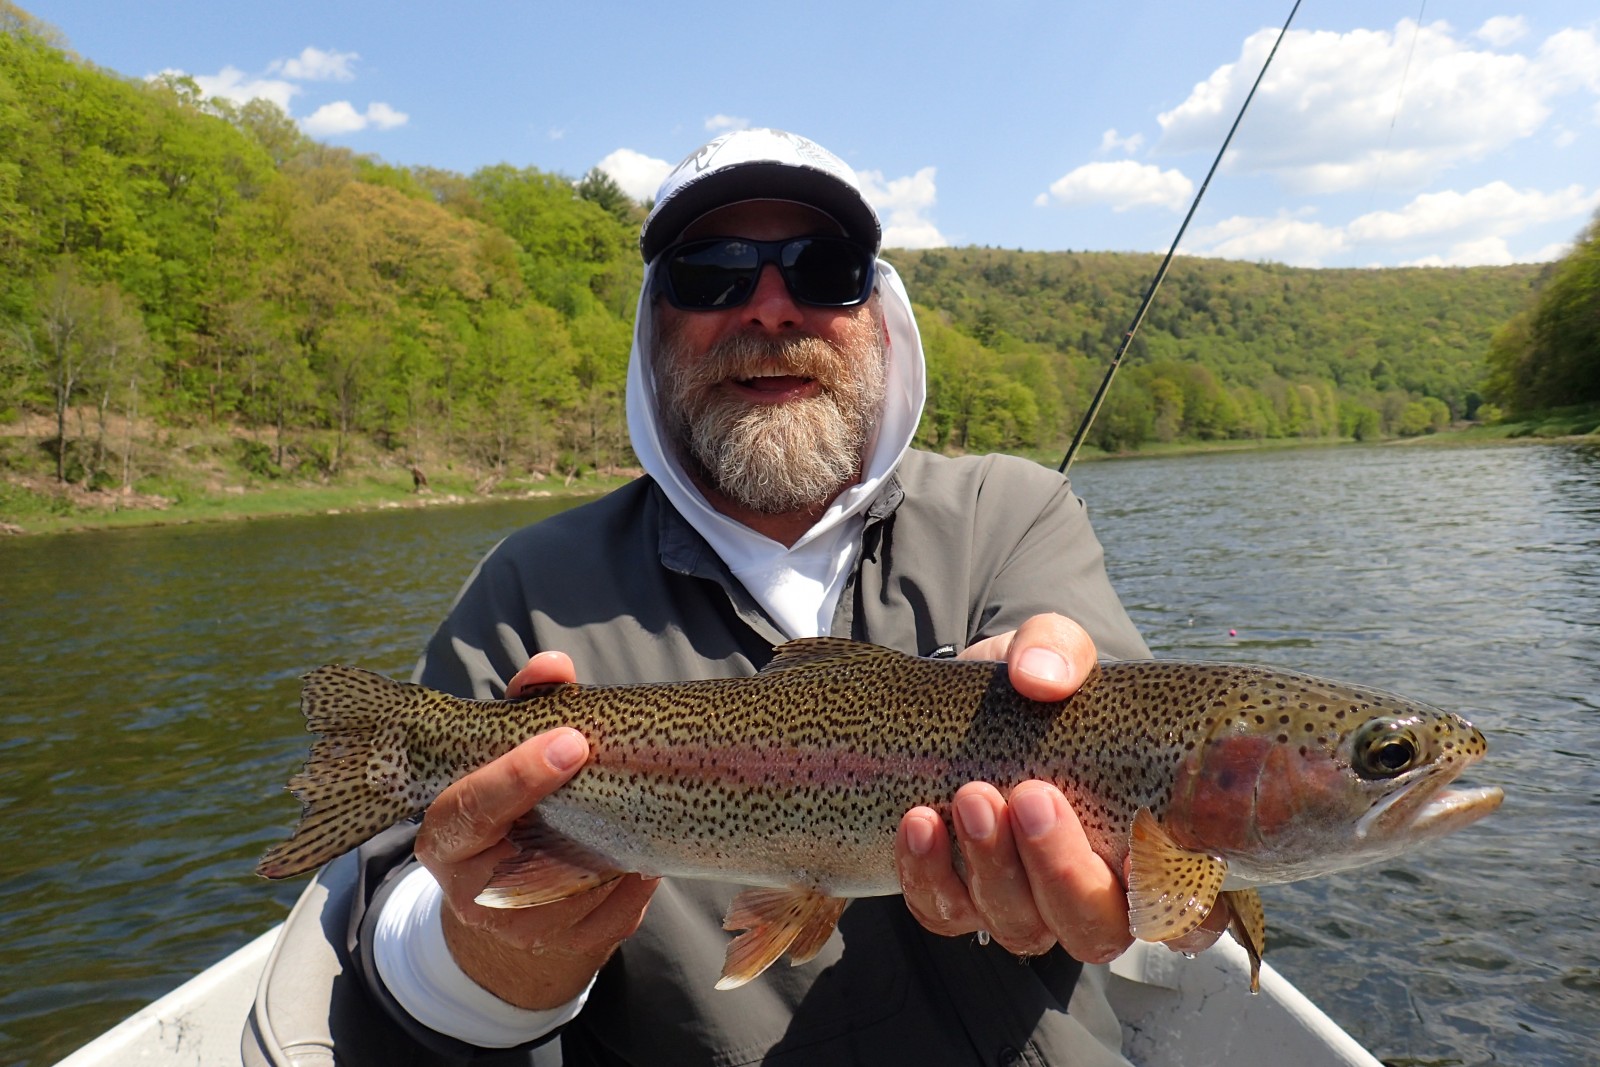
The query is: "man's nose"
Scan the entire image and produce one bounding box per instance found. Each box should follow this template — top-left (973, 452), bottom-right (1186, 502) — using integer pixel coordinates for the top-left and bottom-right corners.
top-left (743, 263), bottom-right (802, 332)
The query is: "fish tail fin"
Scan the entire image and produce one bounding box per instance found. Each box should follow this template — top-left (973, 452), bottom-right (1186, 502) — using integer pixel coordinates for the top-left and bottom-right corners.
top-left (257, 665), bottom-right (441, 879)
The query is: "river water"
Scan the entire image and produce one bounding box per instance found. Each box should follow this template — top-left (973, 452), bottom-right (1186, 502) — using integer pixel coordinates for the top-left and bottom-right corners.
top-left (1, 442), bottom-right (1595, 1067)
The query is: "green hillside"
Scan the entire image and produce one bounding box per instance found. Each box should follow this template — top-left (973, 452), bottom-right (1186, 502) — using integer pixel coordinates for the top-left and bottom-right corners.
top-left (0, 3), bottom-right (1581, 519)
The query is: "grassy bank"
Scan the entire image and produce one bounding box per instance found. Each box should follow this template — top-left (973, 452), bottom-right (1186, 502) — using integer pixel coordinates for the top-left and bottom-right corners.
top-left (5, 408), bottom-right (1595, 538)
top-left (0, 417), bottom-right (633, 537)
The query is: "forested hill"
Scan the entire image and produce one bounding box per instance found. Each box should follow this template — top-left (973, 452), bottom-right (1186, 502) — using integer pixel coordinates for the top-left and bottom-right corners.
top-left (892, 247), bottom-right (1543, 452)
top-left (0, 7), bottom-right (1561, 496)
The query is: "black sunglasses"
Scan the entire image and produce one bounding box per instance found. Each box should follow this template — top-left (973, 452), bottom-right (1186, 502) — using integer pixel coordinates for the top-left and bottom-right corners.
top-left (657, 236), bottom-right (877, 311)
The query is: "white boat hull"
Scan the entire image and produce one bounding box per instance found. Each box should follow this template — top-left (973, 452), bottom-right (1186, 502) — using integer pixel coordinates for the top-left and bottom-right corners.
top-left (54, 855), bottom-right (1382, 1067)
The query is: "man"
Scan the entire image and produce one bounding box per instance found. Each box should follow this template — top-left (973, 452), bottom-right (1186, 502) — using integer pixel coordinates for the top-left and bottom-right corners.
top-left (349, 128), bottom-right (1224, 1064)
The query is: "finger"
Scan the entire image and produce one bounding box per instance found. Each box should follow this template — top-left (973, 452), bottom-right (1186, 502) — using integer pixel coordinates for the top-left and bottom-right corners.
top-left (896, 807), bottom-right (981, 935)
top-left (951, 783), bottom-right (1053, 956)
top-left (1008, 781), bottom-right (1133, 964)
top-left (1004, 614), bottom-right (1097, 701)
top-left (416, 728), bottom-right (589, 865)
top-left (509, 651), bottom-right (578, 697)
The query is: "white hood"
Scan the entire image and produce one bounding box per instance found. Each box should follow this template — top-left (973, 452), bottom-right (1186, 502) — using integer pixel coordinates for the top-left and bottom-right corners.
top-left (624, 260), bottom-right (927, 638)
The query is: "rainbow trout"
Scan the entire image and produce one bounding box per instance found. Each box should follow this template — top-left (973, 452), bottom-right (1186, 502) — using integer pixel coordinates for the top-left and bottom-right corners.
top-left (258, 638), bottom-right (1502, 990)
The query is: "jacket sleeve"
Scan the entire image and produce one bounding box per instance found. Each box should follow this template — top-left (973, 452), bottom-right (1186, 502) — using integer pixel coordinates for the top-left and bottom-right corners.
top-left (973, 462), bottom-right (1150, 662)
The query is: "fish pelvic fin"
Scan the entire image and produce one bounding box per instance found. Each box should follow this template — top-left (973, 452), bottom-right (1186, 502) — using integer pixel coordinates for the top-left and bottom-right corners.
top-left (256, 665), bottom-right (443, 880)
top-left (476, 815), bottom-right (626, 908)
top-left (1126, 807), bottom-right (1228, 945)
top-left (1222, 888), bottom-right (1267, 993)
top-left (716, 887), bottom-right (848, 990)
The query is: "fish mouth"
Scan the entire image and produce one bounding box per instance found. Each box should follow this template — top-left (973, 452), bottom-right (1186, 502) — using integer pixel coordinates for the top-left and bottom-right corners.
top-left (1412, 785), bottom-right (1504, 831)
top-left (1358, 781), bottom-right (1504, 840)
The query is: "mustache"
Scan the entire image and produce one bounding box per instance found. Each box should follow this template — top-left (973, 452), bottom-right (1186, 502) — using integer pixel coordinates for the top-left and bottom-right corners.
top-left (673, 332), bottom-right (852, 392)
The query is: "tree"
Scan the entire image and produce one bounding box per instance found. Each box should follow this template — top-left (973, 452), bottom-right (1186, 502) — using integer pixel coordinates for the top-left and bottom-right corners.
top-left (23, 260), bottom-right (145, 482)
top-left (576, 167), bottom-right (637, 226)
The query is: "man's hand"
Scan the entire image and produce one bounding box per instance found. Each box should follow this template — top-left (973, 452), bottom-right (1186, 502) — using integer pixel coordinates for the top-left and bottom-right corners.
top-left (894, 614), bottom-right (1227, 963)
top-left (414, 652), bottom-right (658, 1010)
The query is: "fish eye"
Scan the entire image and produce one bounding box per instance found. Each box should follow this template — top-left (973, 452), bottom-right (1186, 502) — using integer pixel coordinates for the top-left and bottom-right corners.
top-left (1351, 719), bottom-right (1422, 779)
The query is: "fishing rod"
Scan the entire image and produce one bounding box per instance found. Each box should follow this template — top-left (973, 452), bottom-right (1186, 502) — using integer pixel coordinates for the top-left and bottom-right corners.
top-left (1059, 0), bottom-right (1303, 473)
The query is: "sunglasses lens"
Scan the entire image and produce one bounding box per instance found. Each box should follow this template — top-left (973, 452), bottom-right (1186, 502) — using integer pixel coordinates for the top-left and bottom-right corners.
top-left (782, 240), bottom-right (873, 306)
top-left (661, 238), bottom-right (874, 310)
top-left (664, 240), bottom-right (761, 309)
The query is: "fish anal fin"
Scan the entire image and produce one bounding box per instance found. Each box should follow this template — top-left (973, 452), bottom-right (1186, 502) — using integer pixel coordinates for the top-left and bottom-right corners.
top-left (761, 637), bottom-right (901, 674)
top-left (1126, 807), bottom-right (1228, 943)
top-left (475, 815), bottom-right (625, 909)
top-left (716, 887), bottom-right (847, 990)
top-left (1222, 887), bottom-right (1267, 993)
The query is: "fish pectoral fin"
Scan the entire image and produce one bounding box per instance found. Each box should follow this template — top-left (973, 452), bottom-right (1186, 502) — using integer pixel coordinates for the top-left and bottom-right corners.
top-left (475, 815), bottom-right (625, 909)
top-left (1221, 888), bottom-right (1267, 993)
top-left (716, 887), bottom-right (848, 990)
top-left (1125, 807), bottom-right (1229, 943)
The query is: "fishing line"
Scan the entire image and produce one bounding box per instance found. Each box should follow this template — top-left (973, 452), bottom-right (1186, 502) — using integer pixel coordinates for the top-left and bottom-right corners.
top-left (1353, 1), bottom-right (1427, 254)
top-left (1058, 0), bottom-right (1303, 473)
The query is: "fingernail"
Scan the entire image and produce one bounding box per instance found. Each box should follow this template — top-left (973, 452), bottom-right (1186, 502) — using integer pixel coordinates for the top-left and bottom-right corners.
top-left (1017, 647), bottom-right (1071, 686)
top-left (905, 814), bottom-right (937, 856)
top-left (1012, 790), bottom-right (1058, 841)
top-left (954, 794), bottom-right (996, 842)
top-left (545, 731), bottom-right (587, 773)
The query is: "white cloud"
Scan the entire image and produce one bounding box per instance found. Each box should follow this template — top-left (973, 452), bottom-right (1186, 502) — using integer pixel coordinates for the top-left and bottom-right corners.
top-left (301, 101), bottom-right (408, 136)
top-left (1188, 213), bottom-right (1347, 267)
top-left (1403, 237), bottom-right (1514, 267)
top-left (269, 46), bottom-right (358, 82)
top-left (301, 101), bottom-right (364, 135)
top-left (1346, 181), bottom-right (1600, 243)
top-left (163, 66), bottom-right (299, 112)
top-left (857, 166), bottom-right (946, 249)
top-left (1098, 128), bottom-right (1144, 155)
top-left (152, 45), bottom-right (407, 138)
top-left (1476, 16), bottom-right (1528, 48)
top-left (1156, 20), bottom-right (1600, 193)
top-left (705, 114), bottom-right (751, 133)
top-left (1536, 28), bottom-right (1600, 95)
top-left (1527, 240), bottom-right (1575, 262)
top-left (1187, 181), bottom-right (1600, 267)
top-left (1037, 160), bottom-right (1193, 212)
top-left (364, 102), bottom-right (408, 130)
top-left (597, 148), bottom-right (673, 201)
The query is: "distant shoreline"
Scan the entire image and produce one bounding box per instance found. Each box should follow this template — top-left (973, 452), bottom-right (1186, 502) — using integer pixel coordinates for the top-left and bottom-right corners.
top-left (6, 422), bottom-right (1593, 540)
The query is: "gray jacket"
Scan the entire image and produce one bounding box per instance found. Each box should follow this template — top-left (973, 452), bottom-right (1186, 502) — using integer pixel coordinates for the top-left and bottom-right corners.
top-left (352, 449), bottom-right (1149, 1066)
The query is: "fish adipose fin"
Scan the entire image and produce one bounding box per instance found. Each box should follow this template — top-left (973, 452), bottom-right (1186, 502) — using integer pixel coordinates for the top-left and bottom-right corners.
top-left (1222, 888), bottom-right (1267, 993)
top-left (716, 887), bottom-right (848, 990)
top-left (257, 665), bottom-right (434, 879)
top-left (476, 815), bottom-right (626, 908)
top-left (1126, 807), bottom-right (1228, 943)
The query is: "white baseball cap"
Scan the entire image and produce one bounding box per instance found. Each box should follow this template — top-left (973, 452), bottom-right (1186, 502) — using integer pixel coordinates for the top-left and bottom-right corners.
top-left (639, 128), bottom-right (882, 263)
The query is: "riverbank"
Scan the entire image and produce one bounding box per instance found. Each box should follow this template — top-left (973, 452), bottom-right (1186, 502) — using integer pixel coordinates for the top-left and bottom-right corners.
top-left (3, 410), bottom-right (1594, 538)
top-left (0, 415), bottom-right (636, 536)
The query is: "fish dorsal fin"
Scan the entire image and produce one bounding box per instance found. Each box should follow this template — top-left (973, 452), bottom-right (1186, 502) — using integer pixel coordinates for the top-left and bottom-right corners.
top-left (475, 814), bottom-right (625, 909)
top-left (760, 637), bottom-right (904, 674)
top-left (1126, 807), bottom-right (1228, 944)
top-left (1221, 888), bottom-right (1267, 993)
top-left (717, 886), bottom-right (848, 990)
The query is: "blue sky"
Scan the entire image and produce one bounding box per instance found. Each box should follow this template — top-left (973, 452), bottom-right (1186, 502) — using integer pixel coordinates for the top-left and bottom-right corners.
top-left (27, 0), bottom-right (1600, 268)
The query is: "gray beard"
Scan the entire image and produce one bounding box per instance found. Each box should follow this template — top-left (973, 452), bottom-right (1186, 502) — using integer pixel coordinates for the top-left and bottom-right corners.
top-left (654, 322), bottom-right (887, 516)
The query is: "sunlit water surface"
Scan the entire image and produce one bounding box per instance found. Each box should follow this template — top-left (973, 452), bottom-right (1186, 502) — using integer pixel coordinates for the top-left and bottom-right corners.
top-left (2, 442), bottom-right (1595, 1066)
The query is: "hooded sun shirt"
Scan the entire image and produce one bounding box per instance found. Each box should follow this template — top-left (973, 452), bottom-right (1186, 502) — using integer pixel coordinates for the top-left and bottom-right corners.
top-left (625, 255), bottom-right (927, 639)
